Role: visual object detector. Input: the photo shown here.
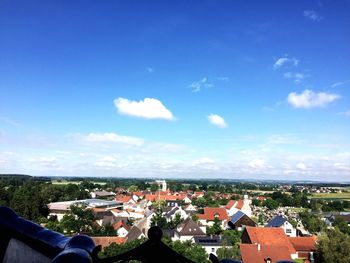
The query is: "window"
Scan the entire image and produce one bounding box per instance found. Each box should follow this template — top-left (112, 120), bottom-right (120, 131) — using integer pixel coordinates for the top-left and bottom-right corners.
top-left (286, 229), bottom-right (292, 233)
top-left (211, 248), bottom-right (215, 252)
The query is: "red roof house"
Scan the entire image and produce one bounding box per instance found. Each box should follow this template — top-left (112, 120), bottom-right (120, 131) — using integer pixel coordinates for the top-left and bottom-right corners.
top-left (240, 244), bottom-right (292, 263)
top-left (241, 227), bottom-right (297, 256)
top-left (197, 207), bottom-right (229, 221)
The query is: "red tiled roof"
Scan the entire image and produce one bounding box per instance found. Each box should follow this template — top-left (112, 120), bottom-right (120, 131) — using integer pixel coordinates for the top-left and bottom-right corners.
top-left (240, 244), bottom-right (292, 263)
top-left (144, 194), bottom-right (186, 202)
top-left (256, 196), bottom-right (267, 201)
top-left (115, 195), bottom-right (133, 203)
top-left (113, 221), bottom-right (130, 231)
top-left (244, 226), bottom-right (296, 255)
top-left (92, 237), bottom-right (126, 249)
top-left (236, 200), bottom-right (244, 209)
top-left (197, 207), bottom-right (229, 221)
top-left (225, 200), bottom-right (237, 209)
top-left (289, 236), bottom-right (317, 252)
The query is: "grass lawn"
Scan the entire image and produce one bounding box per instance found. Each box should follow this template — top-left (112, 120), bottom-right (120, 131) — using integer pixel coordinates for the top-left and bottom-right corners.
top-left (311, 192), bottom-right (350, 201)
top-left (52, 180), bottom-right (81, 185)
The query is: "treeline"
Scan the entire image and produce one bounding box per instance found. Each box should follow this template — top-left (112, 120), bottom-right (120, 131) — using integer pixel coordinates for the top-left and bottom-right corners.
top-left (0, 178), bottom-right (90, 222)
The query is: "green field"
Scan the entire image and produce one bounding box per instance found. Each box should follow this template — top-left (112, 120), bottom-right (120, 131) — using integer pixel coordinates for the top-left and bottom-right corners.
top-left (311, 192), bottom-right (350, 201)
top-left (51, 180), bottom-right (106, 185)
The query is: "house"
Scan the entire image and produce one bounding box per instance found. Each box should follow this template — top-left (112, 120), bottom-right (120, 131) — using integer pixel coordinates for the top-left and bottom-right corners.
top-left (125, 226), bottom-right (145, 242)
top-left (241, 226), bottom-right (297, 259)
top-left (164, 206), bottom-right (188, 222)
top-left (228, 211), bottom-right (256, 230)
top-left (240, 243), bottom-right (292, 263)
top-left (113, 220), bottom-right (130, 237)
top-left (92, 237), bottom-right (126, 249)
top-left (115, 195), bottom-right (137, 205)
top-left (289, 236), bottom-right (317, 261)
top-left (47, 199), bottom-right (122, 221)
top-left (194, 236), bottom-right (230, 257)
top-left (266, 215), bottom-right (296, 237)
top-left (197, 207), bottom-right (229, 229)
top-left (173, 217), bottom-right (206, 242)
top-left (184, 204), bottom-right (197, 214)
top-left (193, 191), bottom-right (205, 198)
top-left (225, 195), bottom-right (252, 217)
top-left (166, 200), bottom-right (182, 207)
top-left (92, 209), bottom-right (117, 226)
top-left (225, 200), bottom-right (239, 216)
top-left (90, 190), bottom-right (115, 199)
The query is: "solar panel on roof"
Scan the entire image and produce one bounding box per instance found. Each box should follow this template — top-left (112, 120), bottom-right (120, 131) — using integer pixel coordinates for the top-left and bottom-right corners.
top-left (266, 215), bottom-right (287, 227)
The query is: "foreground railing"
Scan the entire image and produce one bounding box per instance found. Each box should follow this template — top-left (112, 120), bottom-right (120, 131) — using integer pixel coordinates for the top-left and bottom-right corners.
top-left (0, 206), bottom-right (241, 263)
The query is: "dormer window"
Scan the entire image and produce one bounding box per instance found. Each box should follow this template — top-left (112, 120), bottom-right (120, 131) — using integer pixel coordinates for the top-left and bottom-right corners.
top-left (264, 257), bottom-right (272, 263)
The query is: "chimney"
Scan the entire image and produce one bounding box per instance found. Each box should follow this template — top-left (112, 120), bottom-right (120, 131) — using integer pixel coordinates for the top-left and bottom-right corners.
top-left (257, 243), bottom-right (261, 251)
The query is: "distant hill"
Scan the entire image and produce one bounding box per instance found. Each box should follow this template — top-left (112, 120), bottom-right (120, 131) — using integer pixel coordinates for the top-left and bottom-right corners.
top-left (0, 174), bottom-right (32, 179)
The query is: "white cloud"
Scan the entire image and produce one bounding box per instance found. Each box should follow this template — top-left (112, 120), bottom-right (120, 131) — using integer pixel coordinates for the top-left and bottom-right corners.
top-left (193, 157), bottom-right (215, 166)
top-left (0, 117), bottom-right (20, 127)
top-left (30, 157), bottom-right (58, 168)
top-left (84, 132), bottom-right (144, 146)
top-left (331, 80), bottom-right (350, 88)
top-left (304, 10), bottom-right (322, 22)
top-left (338, 110), bottom-right (350, 117)
top-left (284, 72), bottom-right (305, 83)
top-left (297, 162), bottom-right (307, 170)
top-left (287, 89), bottom-right (340, 109)
top-left (248, 159), bottom-right (265, 169)
top-left (273, 57), bottom-right (299, 70)
top-left (189, 77), bottom-right (213, 93)
top-left (114, 97), bottom-right (175, 120)
top-left (146, 67), bottom-right (154, 73)
top-left (93, 155), bottom-right (121, 168)
top-left (217, 77), bottom-right (230, 82)
top-left (207, 114), bottom-right (228, 128)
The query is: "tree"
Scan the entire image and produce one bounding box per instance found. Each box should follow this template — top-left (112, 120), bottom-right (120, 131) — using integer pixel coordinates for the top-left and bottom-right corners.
top-left (0, 187), bottom-right (9, 206)
top-left (317, 228), bottom-right (350, 263)
top-left (59, 204), bottom-right (95, 234)
top-left (299, 212), bottom-right (326, 234)
top-left (252, 199), bottom-right (261, 206)
top-left (10, 182), bottom-right (48, 221)
top-left (263, 199), bottom-right (278, 210)
top-left (127, 185), bottom-right (138, 193)
top-left (207, 218), bottom-right (222, 235)
top-left (168, 213), bottom-right (184, 229)
top-left (99, 238), bottom-right (146, 258)
top-left (194, 197), bottom-right (207, 208)
top-left (222, 230), bottom-right (241, 245)
top-left (217, 242), bottom-right (241, 260)
top-left (150, 210), bottom-right (168, 229)
top-left (163, 239), bottom-right (209, 263)
top-left (333, 216), bottom-right (350, 235)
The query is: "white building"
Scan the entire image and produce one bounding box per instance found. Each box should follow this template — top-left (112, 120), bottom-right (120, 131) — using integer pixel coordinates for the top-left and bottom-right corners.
top-left (266, 215), bottom-right (297, 237)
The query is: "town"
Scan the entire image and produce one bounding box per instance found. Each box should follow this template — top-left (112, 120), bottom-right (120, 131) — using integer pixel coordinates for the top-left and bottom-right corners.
top-left (1, 174), bottom-right (350, 262)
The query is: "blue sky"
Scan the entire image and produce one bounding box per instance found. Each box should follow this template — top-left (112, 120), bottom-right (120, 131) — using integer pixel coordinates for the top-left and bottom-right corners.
top-left (0, 0), bottom-right (349, 181)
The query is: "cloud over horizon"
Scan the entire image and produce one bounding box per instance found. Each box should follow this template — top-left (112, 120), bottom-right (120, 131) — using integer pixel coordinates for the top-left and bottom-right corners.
top-left (83, 132), bottom-right (144, 146)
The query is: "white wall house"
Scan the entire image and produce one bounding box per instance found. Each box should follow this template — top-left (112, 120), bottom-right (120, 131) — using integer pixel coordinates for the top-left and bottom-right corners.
top-left (266, 215), bottom-right (297, 237)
